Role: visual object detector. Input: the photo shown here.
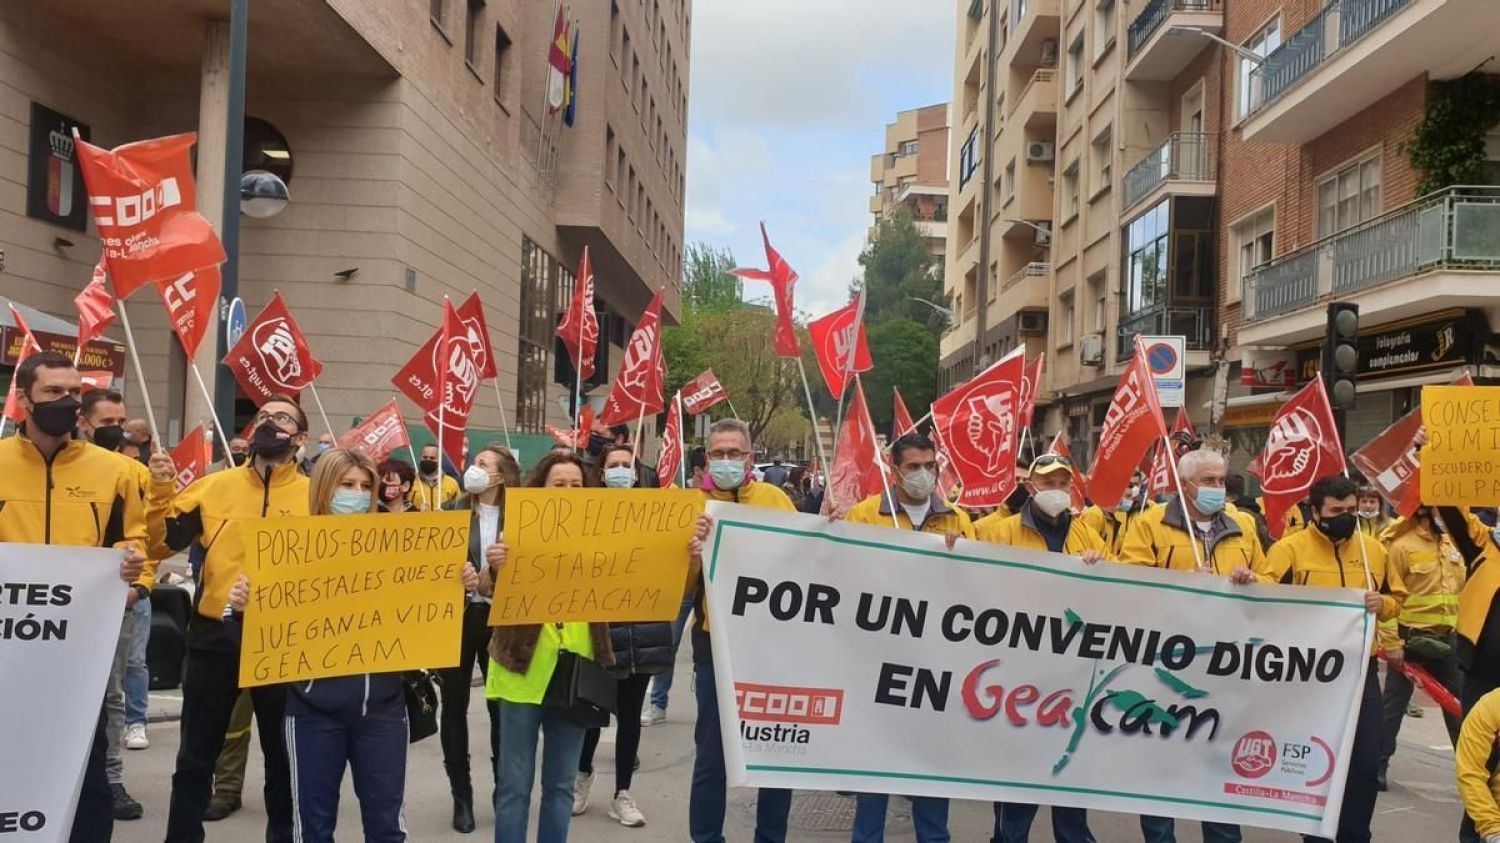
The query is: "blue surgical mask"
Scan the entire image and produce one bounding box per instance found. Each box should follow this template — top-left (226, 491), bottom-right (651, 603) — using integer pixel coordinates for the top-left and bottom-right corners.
top-left (317, 442), bottom-right (331, 454)
top-left (330, 488), bottom-right (370, 515)
top-left (1193, 486), bottom-right (1226, 515)
top-left (709, 459), bottom-right (746, 490)
top-left (604, 466), bottom-right (636, 489)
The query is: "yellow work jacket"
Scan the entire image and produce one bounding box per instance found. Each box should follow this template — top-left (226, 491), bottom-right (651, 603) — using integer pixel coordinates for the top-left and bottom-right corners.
top-left (845, 490), bottom-right (975, 538)
top-left (1379, 522), bottom-right (1464, 650)
top-left (1456, 688), bottom-right (1500, 837)
top-left (1080, 501), bottom-right (1156, 555)
top-left (0, 434), bottom-right (147, 557)
top-left (151, 460), bottom-right (309, 620)
top-left (1118, 499), bottom-right (1264, 576)
top-left (692, 480), bottom-right (796, 638)
top-left (975, 505), bottom-right (1109, 557)
top-left (409, 473), bottom-right (462, 511)
top-left (1256, 525), bottom-right (1406, 623)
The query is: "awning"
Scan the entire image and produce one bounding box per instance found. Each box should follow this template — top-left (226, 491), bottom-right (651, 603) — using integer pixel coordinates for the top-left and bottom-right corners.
top-left (0, 295), bottom-right (126, 375)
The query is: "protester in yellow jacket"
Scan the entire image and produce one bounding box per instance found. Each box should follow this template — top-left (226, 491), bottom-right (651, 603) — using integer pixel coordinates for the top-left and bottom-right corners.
top-left (409, 442), bottom-right (462, 510)
top-left (1456, 687), bottom-right (1500, 842)
top-left (1079, 470), bottom-right (1154, 554)
top-left (149, 396), bottom-right (311, 843)
top-left (1119, 451), bottom-right (1264, 576)
top-left (1356, 485), bottom-right (1394, 540)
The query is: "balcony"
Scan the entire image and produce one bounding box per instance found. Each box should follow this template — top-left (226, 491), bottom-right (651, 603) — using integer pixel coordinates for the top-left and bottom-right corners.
top-left (1003, 261), bottom-right (1051, 290)
top-left (1008, 0), bottom-right (1062, 66)
top-left (1121, 132), bottom-right (1216, 211)
top-left (1241, 187), bottom-right (1500, 342)
top-left (1124, 0), bottom-right (1224, 81)
top-left (1013, 69), bottom-right (1058, 129)
top-left (1117, 305), bottom-right (1215, 360)
top-left (1242, 0), bottom-right (1500, 144)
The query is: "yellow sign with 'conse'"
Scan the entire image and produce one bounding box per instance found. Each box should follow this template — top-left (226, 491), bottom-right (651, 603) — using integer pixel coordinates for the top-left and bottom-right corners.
top-left (1420, 386), bottom-right (1500, 506)
top-left (488, 488), bottom-right (704, 626)
top-left (238, 511), bottom-right (470, 687)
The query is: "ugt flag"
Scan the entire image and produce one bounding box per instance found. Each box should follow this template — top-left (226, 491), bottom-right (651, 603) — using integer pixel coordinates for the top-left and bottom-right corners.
top-left (1248, 378), bottom-right (1346, 538)
top-left (930, 346), bottom-right (1025, 509)
top-left (807, 297), bottom-right (872, 399)
top-left (555, 248), bottom-right (599, 380)
top-left (394, 293), bottom-right (494, 417)
top-left (425, 299), bottom-right (484, 468)
top-left (1087, 337), bottom-right (1168, 508)
top-left (1018, 353), bottom-right (1046, 431)
top-left (599, 290), bottom-right (667, 426)
top-left (224, 292), bottom-right (323, 404)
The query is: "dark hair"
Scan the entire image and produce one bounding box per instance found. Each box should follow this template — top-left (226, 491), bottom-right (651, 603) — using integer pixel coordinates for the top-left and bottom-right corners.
top-left (262, 394), bottom-right (309, 432)
top-left (1356, 484), bottom-right (1379, 500)
top-left (609, 423), bottom-right (630, 441)
top-left (891, 433), bottom-right (936, 466)
top-left (81, 389), bottom-right (126, 419)
top-left (16, 351), bottom-right (74, 395)
top-left (376, 458), bottom-right (415, 486)
top-left (1308, 475), bottom-right (1358, 510)
top-left (526, 451), bottom-right (594, 488)
top-left (599, 443), bottom-right (634, 465)
top-left (1225, 473), bottom-right (1247, 497)
top-left (688, 446), bottom-right (707, 471)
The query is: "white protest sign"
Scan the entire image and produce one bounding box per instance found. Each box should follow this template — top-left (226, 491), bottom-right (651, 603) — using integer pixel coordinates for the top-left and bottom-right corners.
top-left (702, 503), bottom-right (1371, 838)
top-left (0, 544), bottom-right (126, 842)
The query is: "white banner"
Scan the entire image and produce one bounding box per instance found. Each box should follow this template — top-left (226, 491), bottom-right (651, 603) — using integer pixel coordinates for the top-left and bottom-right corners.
top-left (702, 503), bottom-right (1372, 838)
top-left (0, 544), bottom-right (126, 842)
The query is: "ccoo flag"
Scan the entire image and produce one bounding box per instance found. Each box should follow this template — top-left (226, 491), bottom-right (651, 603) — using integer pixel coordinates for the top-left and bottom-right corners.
top-left (1087, 337), bottom-right (1169, 509)
top-left (73, 258), bottom-right (116, 352)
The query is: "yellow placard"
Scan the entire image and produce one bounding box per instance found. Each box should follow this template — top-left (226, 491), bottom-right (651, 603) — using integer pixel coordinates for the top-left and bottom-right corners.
top-left (238, 511), bottom-right (470, 687)
top-left (1420, 386), bottom-right (1500, 506)
top-left (487, 488), bottom-right (704, 626)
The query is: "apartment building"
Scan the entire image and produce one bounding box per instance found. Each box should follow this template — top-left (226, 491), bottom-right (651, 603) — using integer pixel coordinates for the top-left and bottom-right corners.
top-left (0, 0), bottom-right (690, 453)
top-left (869, 103), bottom-right (951, 261)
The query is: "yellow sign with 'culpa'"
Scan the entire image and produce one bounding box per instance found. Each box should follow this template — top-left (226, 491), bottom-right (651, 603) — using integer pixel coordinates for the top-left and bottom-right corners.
top-left (488, 488), bottom-right (704, 626)
top-left (238, 511), bottom-right (471, 687)
top-left (1420, 386), bottom-right (1500, 506)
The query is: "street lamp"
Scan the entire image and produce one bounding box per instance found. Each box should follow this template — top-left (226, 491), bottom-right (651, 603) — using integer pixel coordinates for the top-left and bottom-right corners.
top-left (909, 296), bottom-right (954, 327)
top-left (240, 170), bottom-right (290, 219)
top-left (1166, 26), bottom-right (1265, 64)
top-left (1001, 218), bottom-right (1052, 244)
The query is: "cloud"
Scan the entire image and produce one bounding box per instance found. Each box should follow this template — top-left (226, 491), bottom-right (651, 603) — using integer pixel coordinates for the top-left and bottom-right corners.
top-left (685, 205), bottom-right (737, 236)
top-left (796, 229), bottom-right (867, 317)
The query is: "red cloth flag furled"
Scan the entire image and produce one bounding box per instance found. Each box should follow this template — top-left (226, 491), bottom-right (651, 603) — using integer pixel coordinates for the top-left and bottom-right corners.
top-left (3, 304), bottom-right (44, 423)
top-left (74, 258), bottom-right (116, 351)
top-left (1018, 353), bottom-right (1046, 432)
top-left (462, 292), bottom-right (499, 382)
top-left (1247, 378), bottom-right (1347, 538)
top-left (825, 378), bottom-right (886, 516)
top-left (1046, 431), bottom-right (1090, 513)
top-left (930, 346), bottom-right (1026, 509)
top-left (681, 369), bottom-right (728, 415)
top-left (730, 223), bottom-right (800, 358)
top-left (555, 248), bottom-right (599, 380)
top-left (224, 292), bottom-right (323, 404)
top-left (79, 372), bottom-right (114, 393)
top-left (1351, 372), bottom-right (1472, 519)
top-left (546, 404), bottom-right (596, 448)
top-left (892, 386), bottom-right (916, 440)
top-left (394, 294), bottom-right (493, 416)
top-left (156, 265), bottom-right (220, 359)
top-left (807, 296), bottom-right (872, 399)
top-left (1147, 410), bottom-right (1198, 499)
top-left (657, 394), bottom-right (684, 488)
top-left (73, 133), bottom-right (226, 298)
top-left (338, 399), bottom-right (410, 462)
top-left (599, 290), bottom-right (667, 426)
top-left (1087, 337), bottom-right (1169, 509)
top-left (170, 425), bottom-right (214, 493)
top-left (423, 299), bottom-right (483, 468)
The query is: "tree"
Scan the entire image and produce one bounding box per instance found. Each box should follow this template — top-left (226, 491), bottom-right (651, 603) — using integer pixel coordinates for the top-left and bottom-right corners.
top-left (855, 207), bottom-right (945, 332)
top-left (858, 317), bottom-right (940, 436)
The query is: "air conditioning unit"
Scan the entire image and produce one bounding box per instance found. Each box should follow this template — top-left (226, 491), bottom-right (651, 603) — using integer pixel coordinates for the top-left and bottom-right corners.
top-left (1040, 38), bottom-right (1059, 67)
top-left (1079, 333), bottom-right (1104, 366)
top-left (1033, 221), bottom-right (1053, 244)
top-left (1017, 310), bottom-right (1048, 334)
top-left (1026, 141), bottom-right (1055, 164)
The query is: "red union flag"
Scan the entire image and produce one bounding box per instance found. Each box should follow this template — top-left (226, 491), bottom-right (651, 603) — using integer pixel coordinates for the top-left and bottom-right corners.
top-left (74, 259), bottom-right (116, 350)
top-left (681, 369), bottom-right (728, 415)
top-left (892, 386), bottom-right (917, 439)
top-left (394, 294), bottom-right (493, 415)
top-left (931, 346), bottom-right (1025, 508)
top-left (224, 292), bottom-right (322, 404)
top-left (155, 265), bottom-right (220, 359)
top-left (555, 248), bottom-right (599, 380)
top-left (1088, 339), bottom-right (1169, 508)
top-left (657, 395), bottom-right (684, 488)
top-left (171, 425), bottom-right (213, 492)
top-left (79, 371), bottom-right (114, 393)
top-left (338, 399), bottom-right (410, 461)
top-left (599, 289), bottom-right (667, 426)
top-left (3, 304), bottom-right (44, 423)
top-left (73, 133), bottom-right (226, 298)
top-left (1350, 372), bottom-right (1472, 519)
top-left (825, 378), bottom-right (886, 516)
top-left (730, 223), bottom-right (801, 358)
top-left (807, 297), bottom-right (871, 399)
top-left (424, 299), bottom-right (482, 467)
top-left (1248, 378), bottom-right (1347, 538)
top-left (1046, 432), bottom-right (1090, 513)
top-left (1018, 354), bottom-right (1046, 431)
top-left (1147, 410), bottom-right (1198, 499)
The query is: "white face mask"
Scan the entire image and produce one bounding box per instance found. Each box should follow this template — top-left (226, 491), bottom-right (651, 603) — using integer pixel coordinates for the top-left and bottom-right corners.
top-left (900, 468), bottom-right (937, 501)
top-left (1032, 489), bottom-right (1072, 518)
top-left (463, 465), bottom-right (494, 495)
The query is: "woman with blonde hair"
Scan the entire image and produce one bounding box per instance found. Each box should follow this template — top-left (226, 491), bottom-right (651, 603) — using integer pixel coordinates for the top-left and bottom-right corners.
top-left (228, 448), bottom-right (477, 842)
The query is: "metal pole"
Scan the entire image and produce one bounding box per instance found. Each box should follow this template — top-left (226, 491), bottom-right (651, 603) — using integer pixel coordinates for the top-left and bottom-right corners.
top-left (213, 0), bottom-right (249, 433)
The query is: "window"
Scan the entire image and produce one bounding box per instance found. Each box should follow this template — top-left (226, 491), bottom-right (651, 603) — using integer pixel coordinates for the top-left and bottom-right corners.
top-left (958, 126), bottom-right (981, 187)
top-left (464, 0), bottom-right (484, 69)
top-left (430, 0), bottom-right (447, 29)
top-left (1005, 159), bottom-right (1017, 201)
top-left (1317, 154), bottom-right (1381, 235)
top-left (627, 167), bottom-right (637, 220)
top-left (604, 128), bottom-right (616, 190)
top-left (1062, 159), bottom-right (1081, 220)
top-left (1058, 290), bottom-right (1076, 346)
top-left (1123, 199), bottom-right (1170, 314)
top-left (1232, 207), bottom-right (1275, 304)
top-left (1088, 271), bottom-right (1107, 333)
top-left (1065, 31), bottom-right (1085, 98)
top-left (616, 145), bottom-right (627, 200)
top-left (1094, 0), bottom-right (1116, 59)
top-left (610, 1), bottom-right (621, 63)
top-left (899, 140), bottom-right (919, 157)
top-left (1091, 127), bottom-right (1112, 196)
top-left (1013, 0), bottom-right (1028, 25)
top-left (1237, 17), bottom-right (1281, 118)
top-left (493, 24), bottom-right (512, 102)
top-left (518, 237), bottom-right (567, 432)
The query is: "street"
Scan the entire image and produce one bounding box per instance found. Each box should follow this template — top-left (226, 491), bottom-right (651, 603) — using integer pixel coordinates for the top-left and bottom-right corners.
top-left (112, 651), bottom-right (1463, 842)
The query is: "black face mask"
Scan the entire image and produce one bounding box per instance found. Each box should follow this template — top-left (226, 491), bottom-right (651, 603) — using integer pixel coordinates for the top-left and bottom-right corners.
top-left (91, 424), bottom-right (127, 452)
top-left (1005, 485), bottom-right (1030, 513)
top-left (29, 396), bottom-right (81, 438)
top-left (1317, 512), bottom-right (1357, 542)
top-left (418, 459), bottom-right (439, 476)
top-left (586, 433), bottom-right (613, 457)
top-left (251, 421), bottom-right (295, 461)
top-left (229, 452), bottom-right (248, 467)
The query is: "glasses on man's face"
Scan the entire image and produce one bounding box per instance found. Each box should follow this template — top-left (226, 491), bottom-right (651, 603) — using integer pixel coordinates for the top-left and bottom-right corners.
top-left (706, 450), bottom-right (748, 462)
top-left (254, 410), bottom-right (300, 430)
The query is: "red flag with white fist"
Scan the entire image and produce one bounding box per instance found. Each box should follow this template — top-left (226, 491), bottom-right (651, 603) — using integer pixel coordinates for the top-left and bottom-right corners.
top-left (1247, 378), bottom-right (1347, 538)
top-left (556, 248), bottom-right (600, 380)
top-left (599, 290), bottom-right (667, 426)
top-left (224, 292), bottom-right (323, 404)
top-left (930, 346), bottom-right (1025, 509)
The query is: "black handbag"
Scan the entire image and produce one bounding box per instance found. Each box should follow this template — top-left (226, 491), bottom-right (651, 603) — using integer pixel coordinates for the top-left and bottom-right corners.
top-left (543, 649), bottom-right (617, 729)
top-left (403, 670), bottom-right (441, 744)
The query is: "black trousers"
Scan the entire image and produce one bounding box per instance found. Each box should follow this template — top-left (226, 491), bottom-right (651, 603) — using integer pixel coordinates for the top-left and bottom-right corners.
top-left (69, 704), bottom-right (113, 843)
top-left (438, 600), bottom-right (500, 801)
top-left (1304, 665), bottom-right (1383, 843)
top-left (165, 644), bottom-right (292, 843)
top-left (1460, 672), bottom-right (1500, 843)
top-left (579, 672), bottom-right (653, 794)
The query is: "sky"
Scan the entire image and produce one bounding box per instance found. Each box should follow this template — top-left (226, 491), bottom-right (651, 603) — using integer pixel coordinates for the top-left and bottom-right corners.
top-left (683, 1), bottom-right (958, 317)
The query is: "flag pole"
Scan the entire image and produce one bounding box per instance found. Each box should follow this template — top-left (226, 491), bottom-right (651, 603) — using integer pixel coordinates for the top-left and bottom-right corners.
top-left (436, 327), bottom-right (448, 512)
top-left (189, 363), bottom-right (234, 467)
top-left (305, 382), bottom-right (335, 439)
top-left (395, 394), bottom-right (423, 470)
top-left (858, 376), bottom-right (901, 530)
top-left (114, 297), bottom-right (163, 451)
top-left (1162, 434), bottom-right (1207, 573)
top-left (725, 399), bottom-right (742, 421)
top-left (490, 377), bottom-right (514, 452)
top-left (676, 392), bottom-right (687, 488)
top-left (634, 401), bottom-right (647, 463)
top-left (795, 357), bottom-right (831, 487)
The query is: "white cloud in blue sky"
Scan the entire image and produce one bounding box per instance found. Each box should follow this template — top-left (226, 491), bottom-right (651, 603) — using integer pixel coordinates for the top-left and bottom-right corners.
top-left (685, 1), bottom-right (957, 316)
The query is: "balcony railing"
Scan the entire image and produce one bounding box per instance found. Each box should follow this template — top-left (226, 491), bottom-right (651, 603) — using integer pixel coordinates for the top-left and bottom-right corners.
top-left (1249, 0), bottom-right (1410, 113)
top-left (1004, 261), bottom-right (1051, 290)
top-left (1013, 69), bottom-right (1057, 119)
top-left (1242, 186), bottom-right (1500, 322)
top-left (1127, 0), bottom-right (1222, 59)
top-left (1117, 305), bottom-right (1215, 360)
top-left (1122, 132), bottom-right (1216, 209)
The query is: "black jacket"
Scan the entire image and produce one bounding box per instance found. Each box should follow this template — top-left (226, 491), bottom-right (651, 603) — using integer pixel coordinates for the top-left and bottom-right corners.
top-left (608, 620), bottom-right (674, 676)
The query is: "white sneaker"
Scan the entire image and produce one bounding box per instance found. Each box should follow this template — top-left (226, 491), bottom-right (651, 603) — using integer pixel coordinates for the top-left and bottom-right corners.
top-left (640, 704), bottom-right (666, 727)
top-left (572, 773), bottom-right (593, 816)
top-left (609, 790), bottom-right (646, 827)
top-left (124, 723), bottom-right (149, 750)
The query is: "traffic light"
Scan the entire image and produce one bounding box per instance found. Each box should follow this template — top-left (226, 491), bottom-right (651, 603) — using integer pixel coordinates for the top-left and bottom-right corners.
top-left (1322, 302), bottom-right (1359, 410)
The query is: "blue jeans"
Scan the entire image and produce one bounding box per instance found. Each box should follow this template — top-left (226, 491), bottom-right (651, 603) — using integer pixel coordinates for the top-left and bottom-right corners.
top-left (992, 802), bottom-right (1096, 843)
top-left (496, 700), bottom-right (586, 843)
top-left (689, 660), bottom-right (792, 843)
top-left (1140, 815), bottom-right (1241, 842)
top-left (125, 597), bottom-right (151, 726)
top-left (853, 794), bottom-right (950, 842)
top-left (650, 593), bottom-right (695, 711)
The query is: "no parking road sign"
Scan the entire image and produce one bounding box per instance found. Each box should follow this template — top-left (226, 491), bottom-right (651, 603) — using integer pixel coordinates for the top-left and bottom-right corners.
top-left (1142, 335), bottom-right (1185, 407)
